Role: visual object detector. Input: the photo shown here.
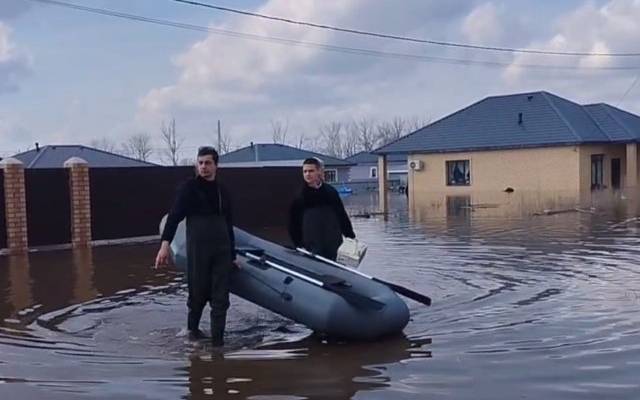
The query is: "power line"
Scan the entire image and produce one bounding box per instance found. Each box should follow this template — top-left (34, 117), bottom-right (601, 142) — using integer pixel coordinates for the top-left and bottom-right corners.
top-left (617, 74), bottom-right (640, 106)
top-left (28, 0), bottom-right (640, 72)
top-left (172, 0), bottom-right (640, 58)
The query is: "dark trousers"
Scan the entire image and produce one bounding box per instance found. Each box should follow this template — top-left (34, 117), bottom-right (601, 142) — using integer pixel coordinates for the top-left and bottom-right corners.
top-left (187, 249), bottom-right (232, 341)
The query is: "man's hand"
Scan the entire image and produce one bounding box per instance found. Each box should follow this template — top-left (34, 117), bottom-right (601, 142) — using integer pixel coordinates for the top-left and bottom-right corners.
top-left (232, 259), bottom-right (241, 269)
top-left (154, 241), bottom-right (171, 269)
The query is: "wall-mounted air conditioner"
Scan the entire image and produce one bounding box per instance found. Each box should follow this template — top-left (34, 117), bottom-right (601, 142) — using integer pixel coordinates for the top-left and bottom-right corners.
top-left (408, 159), bottom-right (424, 171)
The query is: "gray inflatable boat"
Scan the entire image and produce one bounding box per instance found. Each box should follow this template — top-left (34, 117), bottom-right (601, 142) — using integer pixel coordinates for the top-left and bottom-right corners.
top-left (161, 218), bottom-right (410, 340)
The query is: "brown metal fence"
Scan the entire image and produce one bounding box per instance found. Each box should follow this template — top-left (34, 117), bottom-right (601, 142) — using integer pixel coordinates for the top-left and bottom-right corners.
top-left (218, 167), bottom-right (301, 231)
top-left (24, 169), bottom-right (72, 246)
top-left (0, 170), bottom-right (6, 249)
top-left (89, 166), bottom-right (301, 241)
top-left (89, 166), bottom-right (195, 241)
top-left (0, 166), bottom-right (302, 249)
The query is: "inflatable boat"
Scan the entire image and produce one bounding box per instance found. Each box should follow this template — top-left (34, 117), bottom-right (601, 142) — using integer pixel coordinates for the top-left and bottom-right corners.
top-left (161, 218), bottom-right (428, 340)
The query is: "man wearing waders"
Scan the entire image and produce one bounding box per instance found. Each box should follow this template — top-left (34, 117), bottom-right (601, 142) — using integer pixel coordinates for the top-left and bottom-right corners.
top-left (155, 146), bottom-right (236, 346)
top-left (288, 157), bottom-right (356, 261)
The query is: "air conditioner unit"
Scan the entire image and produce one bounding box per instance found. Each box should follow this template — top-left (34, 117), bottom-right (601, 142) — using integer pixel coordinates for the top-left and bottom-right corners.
top-left (408, 160), bottom-right (424, 171)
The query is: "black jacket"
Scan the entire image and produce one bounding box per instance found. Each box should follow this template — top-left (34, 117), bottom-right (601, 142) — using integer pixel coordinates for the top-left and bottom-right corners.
top-left (288, 183), bottom-right (355, 248)
top-left (161, 176), bottom-right (235, 260)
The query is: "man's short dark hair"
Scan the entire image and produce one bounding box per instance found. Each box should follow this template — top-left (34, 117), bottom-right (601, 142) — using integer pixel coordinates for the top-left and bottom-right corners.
top-left (198, 146), bottom-right (219, 164)
top-left (303, 157), bottom-right (323, 169)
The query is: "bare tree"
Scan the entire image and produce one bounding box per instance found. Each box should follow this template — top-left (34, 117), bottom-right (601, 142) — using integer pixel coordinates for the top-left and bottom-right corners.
top-left (89, 137), bottom-right (118, 153)
top-left (218, 130), bottom-right (234, 154)
top-left (341, 123), bottom-right (360, 158)
top-left (303, 132), bottom-right (324, 153)
top-left (407, 114), bottom-right (431, 133)
top-left (271, 119), bottom-right (289, 145)
top-left (122, 133), bottom-right (153, 161)
top-left (319, 121), bottom-right (344, 158)
top-left (377, 116), bottom-right (408, 146)
top-left (353, 117), bottom-right (378, 152)
top-left (293, 132), bottom-right (307, 149)
top-left (160, 118), bottom-right (184, 166)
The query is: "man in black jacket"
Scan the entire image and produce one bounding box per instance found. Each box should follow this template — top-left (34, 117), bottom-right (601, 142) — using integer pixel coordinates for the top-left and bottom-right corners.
top-left (155, 146), bottom-right (236, 346)
top-left (288, 158), bottom-right (355, 261)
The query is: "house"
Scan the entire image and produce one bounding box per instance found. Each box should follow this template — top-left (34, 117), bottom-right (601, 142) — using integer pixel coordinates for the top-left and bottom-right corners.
top-left (345, 151), bottom-right (407, 193)
top-left (219, 143), bottom-right (354, 185)
top-left (374, 91), bottom-right (640, 213)
top-left (11, 144), bottom-right (157, 168)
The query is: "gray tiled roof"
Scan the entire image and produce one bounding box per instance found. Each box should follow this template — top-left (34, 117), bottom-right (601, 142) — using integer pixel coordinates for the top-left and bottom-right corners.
top-left (583, 103), bottom-right (640, 141)
top-left (220, 143), bottom-right (353, 166)
top-left (12, 145), bottom-right (158, 168)
top-left (375, 91), bottom-right (638, 154)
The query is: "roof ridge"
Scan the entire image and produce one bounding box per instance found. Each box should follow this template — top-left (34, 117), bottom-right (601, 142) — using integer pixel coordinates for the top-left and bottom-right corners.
top-left (541, 92), bottom-right (584, 142)
top-left (80, 144), bottom-right (158, 166)
top-left (582, 105), bottom-right (613, 140)
top-left (27, 146), bottom-right (49, 168)
top-left (600, 104), bottom-right (637, 139)
top-left (484, 90), bottom-right (548, 101)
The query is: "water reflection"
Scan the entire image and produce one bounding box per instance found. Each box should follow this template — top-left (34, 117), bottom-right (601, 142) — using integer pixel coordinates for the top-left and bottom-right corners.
top-left (182, 335), bottom-right (432, 400)
top-left (0, 244), bottom-right (174, 328)
top-left (1, 255), bottom-right (33, 323)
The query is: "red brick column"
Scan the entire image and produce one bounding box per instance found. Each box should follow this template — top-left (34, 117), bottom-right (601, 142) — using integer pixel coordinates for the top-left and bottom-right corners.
top-left (1, 158), bottom-right (28, 255)
top-left (64, 157), bottom-right (92, 249)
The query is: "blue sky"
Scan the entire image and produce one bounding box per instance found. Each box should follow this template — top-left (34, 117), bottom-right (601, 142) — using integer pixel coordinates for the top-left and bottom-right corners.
top-left (1, 0), bottom-right (639, 162)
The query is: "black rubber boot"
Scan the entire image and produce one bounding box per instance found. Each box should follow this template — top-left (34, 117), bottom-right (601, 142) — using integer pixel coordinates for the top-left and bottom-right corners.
top-left (210, 315), bottom-right (226, 347)
top-left (188, 309), bottom-right (202, 330)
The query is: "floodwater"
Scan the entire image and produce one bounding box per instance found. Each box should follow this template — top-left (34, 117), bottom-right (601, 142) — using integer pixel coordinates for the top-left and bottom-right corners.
top-left (1, 193), bottom-right (640, 399)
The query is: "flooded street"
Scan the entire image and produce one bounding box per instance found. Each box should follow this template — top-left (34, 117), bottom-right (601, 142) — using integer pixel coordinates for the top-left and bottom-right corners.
top-left (1, 194), bottom-right (640, 399)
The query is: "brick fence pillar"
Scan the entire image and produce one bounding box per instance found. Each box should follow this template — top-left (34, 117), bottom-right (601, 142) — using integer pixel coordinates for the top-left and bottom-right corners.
top-left (1, 158), bottom-right (28, 255)
top-left (64, 157), bottom-right (92, 249)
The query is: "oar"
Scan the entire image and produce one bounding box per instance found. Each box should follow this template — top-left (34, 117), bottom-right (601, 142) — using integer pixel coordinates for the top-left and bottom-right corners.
top-left (296, 247), bottom-right (432, 306)
top-left (238, 249), bottom-right (384, 311)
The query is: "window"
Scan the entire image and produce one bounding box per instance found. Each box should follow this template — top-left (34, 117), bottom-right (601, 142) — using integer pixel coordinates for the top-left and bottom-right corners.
top-left (370, 167), bottom-right (378, 178)
top-left (591, 154), bottom-right (604, 190)
top-left (324, 169), bottom-right (337, 183)
top-left (446, 160), bottom-right (470, 186)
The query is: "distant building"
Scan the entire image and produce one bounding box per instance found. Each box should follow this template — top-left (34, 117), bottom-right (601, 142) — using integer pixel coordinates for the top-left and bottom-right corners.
top-left (345, 151), bottom-right (407, 193)
top-left (220, 143), bottom-right (353, 184)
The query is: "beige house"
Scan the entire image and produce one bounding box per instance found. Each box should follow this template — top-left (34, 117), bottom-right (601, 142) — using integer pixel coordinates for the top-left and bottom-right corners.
top-left (375, 91), bottom-right (640, 215)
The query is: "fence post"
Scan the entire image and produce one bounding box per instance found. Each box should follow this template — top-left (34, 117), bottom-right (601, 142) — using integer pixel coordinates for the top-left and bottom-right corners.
top-left (65, 157), bottom-right (92, 249)
top-left (1, 158), bottom-right (28, 255)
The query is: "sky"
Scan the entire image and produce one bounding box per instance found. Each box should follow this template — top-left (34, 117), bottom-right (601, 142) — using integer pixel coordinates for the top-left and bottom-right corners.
top-left (1, 0), bottom-right (640, 162)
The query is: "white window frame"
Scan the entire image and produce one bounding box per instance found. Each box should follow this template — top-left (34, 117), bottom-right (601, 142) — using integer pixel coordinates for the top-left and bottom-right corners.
top-left (324, 168), bottom-right (338, 183)
top-left (370, 166), bottom-right (378, 178)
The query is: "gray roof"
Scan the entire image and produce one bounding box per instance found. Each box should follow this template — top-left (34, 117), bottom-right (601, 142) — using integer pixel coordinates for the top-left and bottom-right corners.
top-left (346, 151), bottom-right (407, 164)
top-left (583, 103), bottom-right (640, 142)
top-left (12, 145), bottom-right (158, 168)
top-left (375, 91), bottom-right (640, 155)
top-left (220, 143), bottom-right (353, 166)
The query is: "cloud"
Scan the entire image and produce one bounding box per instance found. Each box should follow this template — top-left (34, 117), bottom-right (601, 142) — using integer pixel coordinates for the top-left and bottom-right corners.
top-left (0, 22), bottom-right (31, 93)
top-left (136, 0), bottom-right (482, 146)
top-left (504, 0), bottom-right (640, 84)
top-left (462, 2), bottom-right (504, 45)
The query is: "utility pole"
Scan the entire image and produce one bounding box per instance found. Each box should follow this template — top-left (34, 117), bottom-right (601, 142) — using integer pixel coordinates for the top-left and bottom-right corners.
top-left (217, 119), bottom-right (221, 152)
